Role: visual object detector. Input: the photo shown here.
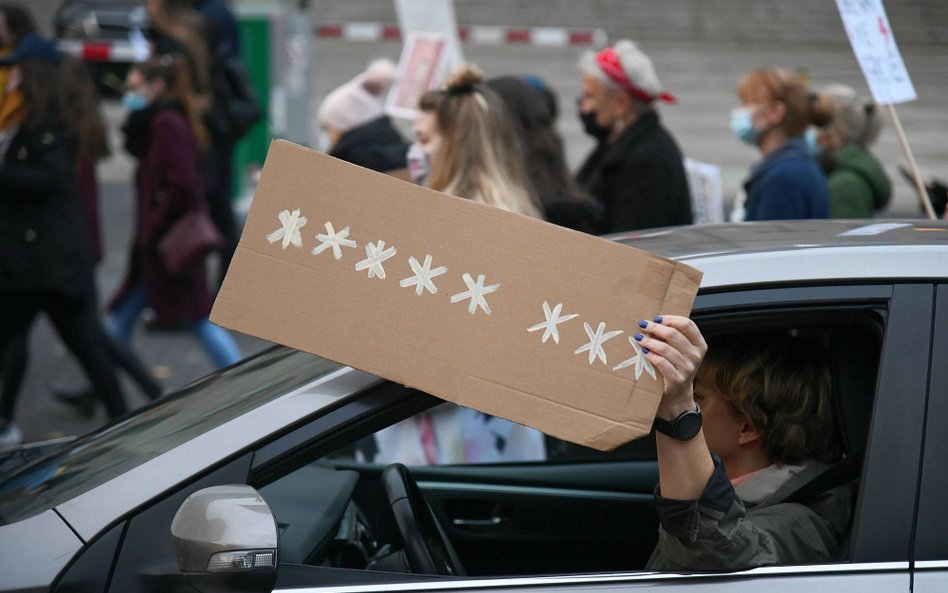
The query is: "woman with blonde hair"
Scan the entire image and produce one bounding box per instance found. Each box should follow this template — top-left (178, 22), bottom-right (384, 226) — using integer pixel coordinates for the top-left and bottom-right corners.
top-left (731, 67), bottom-right (832, 220)
top-left (410, 64), bottom-right (542, 218)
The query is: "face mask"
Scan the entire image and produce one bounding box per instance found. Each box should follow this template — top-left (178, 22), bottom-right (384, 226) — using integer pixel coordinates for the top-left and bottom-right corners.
top-left (317, 131), bottom-right (332, 153)
top-left (729, 107), bottom-right (758, 145)
top-left (803, 127), bottom-right (822, 158)
top-left (406, 143), bottom-right (430, 185)
top-left (122, 91), bottom-right (148, 112)
top-left (578, 109), bottom-right (611, 142)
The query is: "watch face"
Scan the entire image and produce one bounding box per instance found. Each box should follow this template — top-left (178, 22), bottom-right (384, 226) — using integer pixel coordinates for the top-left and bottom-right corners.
top-left (677, 412), bottom-right (702, 440)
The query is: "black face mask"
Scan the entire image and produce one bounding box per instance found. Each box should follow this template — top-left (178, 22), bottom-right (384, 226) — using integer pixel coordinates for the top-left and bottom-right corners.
top-left (578, 109), bottom-right (611, 142)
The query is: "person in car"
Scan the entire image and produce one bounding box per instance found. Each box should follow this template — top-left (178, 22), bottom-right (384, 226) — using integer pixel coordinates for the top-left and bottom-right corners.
top-left (636, 316), bottom-right (852, 570)
top-left (731, 67), bottom-right (832, 221)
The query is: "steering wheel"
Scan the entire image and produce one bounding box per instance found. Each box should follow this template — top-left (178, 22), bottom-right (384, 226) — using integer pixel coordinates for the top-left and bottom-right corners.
top-left (381, 463), bottom-right (466, 576)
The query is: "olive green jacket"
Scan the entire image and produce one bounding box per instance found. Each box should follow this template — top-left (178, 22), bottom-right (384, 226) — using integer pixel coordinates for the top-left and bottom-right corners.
top-left (646, 457), bottom-right (853, 572)
top-left (827, 143), bottom-right (892, 219)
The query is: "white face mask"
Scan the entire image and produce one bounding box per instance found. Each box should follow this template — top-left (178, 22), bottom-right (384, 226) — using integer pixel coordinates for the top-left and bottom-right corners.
top-left (406, 143), bottom-right (430, 185)
top-left (317, 131), bottom-right (332, 153)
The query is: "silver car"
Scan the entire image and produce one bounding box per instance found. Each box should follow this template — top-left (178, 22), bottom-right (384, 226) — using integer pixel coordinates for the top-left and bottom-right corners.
top-left (1, 219), bottom-right (947, 593)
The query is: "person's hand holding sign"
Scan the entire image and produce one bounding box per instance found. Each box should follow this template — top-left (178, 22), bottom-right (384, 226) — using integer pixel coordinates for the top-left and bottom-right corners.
top-left (636, 315), bottom-right (715, 501)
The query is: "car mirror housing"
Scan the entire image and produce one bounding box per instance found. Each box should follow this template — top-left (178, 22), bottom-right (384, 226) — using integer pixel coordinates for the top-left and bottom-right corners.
top-left (171, 484), bottom-right (278, 591)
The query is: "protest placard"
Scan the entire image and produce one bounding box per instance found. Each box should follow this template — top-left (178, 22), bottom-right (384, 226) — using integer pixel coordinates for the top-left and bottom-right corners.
top-left (835, 0), bottom-right (916, 105)
top-left (212, 141), bottom-right (702, 450)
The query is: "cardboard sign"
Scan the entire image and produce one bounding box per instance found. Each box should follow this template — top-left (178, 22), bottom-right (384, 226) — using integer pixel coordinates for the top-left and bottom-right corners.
top-left (836, 0), bottom-right (917, 104)
top-left (211, 141), bottom-right (702, 451)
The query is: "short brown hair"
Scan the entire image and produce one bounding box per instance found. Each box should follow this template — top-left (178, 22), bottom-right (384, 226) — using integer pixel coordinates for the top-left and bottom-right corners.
top-left (699, 332), bottom-right (841, 465)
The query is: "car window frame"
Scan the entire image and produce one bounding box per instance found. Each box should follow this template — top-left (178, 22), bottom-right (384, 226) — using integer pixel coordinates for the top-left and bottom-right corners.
top-left (246, 281), bottom-right (928, 590)
top-left (912, 281), bottom-right (948, 564)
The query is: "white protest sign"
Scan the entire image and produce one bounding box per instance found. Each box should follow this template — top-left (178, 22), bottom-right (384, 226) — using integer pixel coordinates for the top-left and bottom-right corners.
top-left (394, 0), bottom-right (464, 70)
top-left (835, 0), bottom-right (917, 104)
top-left (386, 0), bottom-right (464, 119)
top-left (684, 158), bottom-right (724, 224)
top-left (385, 31), bottom-right (449, 120)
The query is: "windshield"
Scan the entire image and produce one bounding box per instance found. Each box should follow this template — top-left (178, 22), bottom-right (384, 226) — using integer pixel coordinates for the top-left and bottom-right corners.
top-left (0, 347), bottom-right (341, 525)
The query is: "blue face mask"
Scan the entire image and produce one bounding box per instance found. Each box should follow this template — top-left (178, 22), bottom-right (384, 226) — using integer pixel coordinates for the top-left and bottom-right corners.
top-left (804, 127), bottom-right (822, 158)
top-left (729, 107), bottom-right (758, 145)
top-left (122, 91), bottom-right (148, 112)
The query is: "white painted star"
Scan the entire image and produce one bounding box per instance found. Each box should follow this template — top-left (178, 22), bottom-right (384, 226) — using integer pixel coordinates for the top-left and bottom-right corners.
top-left (399, 254), bottom-right (447, 295)
top-left (312, 221), bottom-right (357, 260)
top-left (574, 321), bottom-right (623, 365)
top-left (450, 273), bottom-right (500, 315)
top-left (354, 240), bottom-right (397, 279)
top-left (266, 209), bottom-right (307, 249)
top-left (527, 301), bottom-right (578, 344)
top-left (613, 337), bottom-right (657, 380)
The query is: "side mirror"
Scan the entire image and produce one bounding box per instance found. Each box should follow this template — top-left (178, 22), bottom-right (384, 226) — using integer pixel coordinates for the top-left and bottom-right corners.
top-left (171, 485), bottom-right (278, 592)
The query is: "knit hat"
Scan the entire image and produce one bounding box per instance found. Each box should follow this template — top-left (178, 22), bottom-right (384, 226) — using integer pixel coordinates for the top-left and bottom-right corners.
top-left (590, 39), bottom-right (675, 104)
top-left (0, 34), bottom-right (62, 65)
top-left (318, 59), bottom-right (397, 134)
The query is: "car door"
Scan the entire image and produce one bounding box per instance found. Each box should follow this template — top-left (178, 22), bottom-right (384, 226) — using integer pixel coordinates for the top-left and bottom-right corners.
top-left (911, 282), bottom-right (948, 593)
top-left (270, 282), bottom-right (926, 592)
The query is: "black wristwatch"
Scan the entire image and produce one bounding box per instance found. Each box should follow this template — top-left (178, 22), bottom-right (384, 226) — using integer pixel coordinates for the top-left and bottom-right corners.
top-left (653, 403), bottom-right (702, 441)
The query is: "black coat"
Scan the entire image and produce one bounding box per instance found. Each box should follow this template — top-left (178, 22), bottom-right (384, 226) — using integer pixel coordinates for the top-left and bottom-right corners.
top-left (0, 122), bottom-right (95, 300)
top-left (330, 116), bottom-right (409, 173)
top-left (576, 111), bottom-right (692, 234)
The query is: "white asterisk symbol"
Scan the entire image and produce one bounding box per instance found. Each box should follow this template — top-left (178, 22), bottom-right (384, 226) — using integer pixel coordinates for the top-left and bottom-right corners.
top-left (354, 240), bottom-right (397, 279)
top-left (574, 321), bottom-right (623, 365)
top-left (312, 221), bottom-right (357, 260)
top-left (399, 254), bottom-right (447, 295)
top-left (613, 338), bottom-right (657, 380)
top-left (527, 301), bottom-right (578, 344)
top-left (450, 273), bottom-right (500, 315)
top-left (266, 209), bottom-right (307, 249)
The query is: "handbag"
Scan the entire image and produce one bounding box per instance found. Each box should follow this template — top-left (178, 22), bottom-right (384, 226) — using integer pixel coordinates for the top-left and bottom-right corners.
top-left (158, 206), bottom-right (224, 276)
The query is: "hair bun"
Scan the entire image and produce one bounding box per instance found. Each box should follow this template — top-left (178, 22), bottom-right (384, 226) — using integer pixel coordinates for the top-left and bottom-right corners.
top-left (444, 64), bottom-right (485, 95)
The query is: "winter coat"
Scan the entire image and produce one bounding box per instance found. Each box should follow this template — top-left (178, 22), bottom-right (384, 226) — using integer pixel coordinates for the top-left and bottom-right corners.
top-left (576, 111), bottom-right (692, 234)
top-left (330, 116), bottom-right (409, 174)
top-left (646, 456), bottom-right (853, 571)
top-left (110, 104), bottom-right (213, 327)
top-left (0, 121), bottom-right (95, 301)
top-left (825, 143), bottom-right (892, 219)
top-left (744, 138), bottom-right (830, 221)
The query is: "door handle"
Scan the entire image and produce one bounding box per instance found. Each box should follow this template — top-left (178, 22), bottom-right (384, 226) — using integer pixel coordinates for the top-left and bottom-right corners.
top-left (452, 516), bottom-right (504, 528)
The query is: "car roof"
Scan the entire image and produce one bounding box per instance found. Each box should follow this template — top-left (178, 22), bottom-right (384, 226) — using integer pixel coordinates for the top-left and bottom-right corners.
top-left (610, 220), bottom-right (948, 289)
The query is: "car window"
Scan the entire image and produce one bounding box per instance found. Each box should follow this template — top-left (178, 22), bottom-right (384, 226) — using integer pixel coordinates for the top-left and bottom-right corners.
top-left (0, 347), bottom-right (341, 525)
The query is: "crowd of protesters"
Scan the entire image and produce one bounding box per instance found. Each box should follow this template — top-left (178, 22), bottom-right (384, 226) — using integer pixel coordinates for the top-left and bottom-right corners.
top-left (0, 5), bottom-right (932, 447)
top-left (0, 0), bottom-right (253, 447)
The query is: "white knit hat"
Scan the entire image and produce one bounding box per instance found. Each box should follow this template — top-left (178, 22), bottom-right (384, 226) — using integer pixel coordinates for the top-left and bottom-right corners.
top-left (317, 59), bottom-right (397, 134)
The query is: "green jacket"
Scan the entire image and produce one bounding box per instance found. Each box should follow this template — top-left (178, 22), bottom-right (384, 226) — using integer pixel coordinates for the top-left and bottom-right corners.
top-left (826, 143), bottom-right (892, 219)
top-left (646, 457), bottom-right (853, 571)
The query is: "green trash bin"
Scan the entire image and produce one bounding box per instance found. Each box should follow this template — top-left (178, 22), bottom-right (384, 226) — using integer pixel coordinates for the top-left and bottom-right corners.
top-left (232, 1), bottom-right (311, 200)
top-left (232, 3), bottom-right (273, 200)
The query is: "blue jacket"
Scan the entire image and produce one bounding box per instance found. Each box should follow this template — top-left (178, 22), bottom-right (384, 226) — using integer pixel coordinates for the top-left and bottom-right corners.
top-left (744, 138), bottom-right (830, 221)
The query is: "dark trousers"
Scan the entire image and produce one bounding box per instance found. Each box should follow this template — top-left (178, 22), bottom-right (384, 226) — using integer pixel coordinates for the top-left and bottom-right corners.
top-left (0, 290), bottom-right (128, 420)
top-left (206, 139), bottom-right (238, 287)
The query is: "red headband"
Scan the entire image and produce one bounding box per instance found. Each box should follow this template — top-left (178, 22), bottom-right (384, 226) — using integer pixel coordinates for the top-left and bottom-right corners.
top-left (595, 48), bottom-right (677, 105)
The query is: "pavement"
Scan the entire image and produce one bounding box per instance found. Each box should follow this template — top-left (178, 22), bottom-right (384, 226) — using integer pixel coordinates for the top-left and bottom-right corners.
top-left (10, 30), bottom-right (946, 445)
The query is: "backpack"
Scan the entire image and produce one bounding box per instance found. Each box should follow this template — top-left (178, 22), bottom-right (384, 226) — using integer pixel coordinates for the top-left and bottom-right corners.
top-left (210, 55), bottom-right (262, 142)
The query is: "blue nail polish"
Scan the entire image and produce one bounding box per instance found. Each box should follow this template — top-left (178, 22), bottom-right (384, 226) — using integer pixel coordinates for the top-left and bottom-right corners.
top-left (634, 333), bottom-right (644, 341)
top-left (638, 320), bottom-right (648, 328)
top-left (642, 347), bottom-right (650, 354)
top-left (654, 315), bottom-right (664, 323)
